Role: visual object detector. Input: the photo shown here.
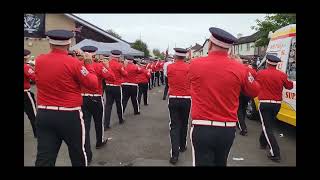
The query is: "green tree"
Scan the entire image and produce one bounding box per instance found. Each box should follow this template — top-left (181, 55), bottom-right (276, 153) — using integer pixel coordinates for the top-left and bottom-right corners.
top-left (153, 48), bottom-right (165, 59)
top-left (251, 14), bottom-right (296, 47)
top-left (159, 54), bottom-right (165, 59)
top-left (131, 40), bottom-right (149, 57)
top-left (106, 29), bottom-right (122, 39)
top-left (153, 48), bottom-right (161, 57)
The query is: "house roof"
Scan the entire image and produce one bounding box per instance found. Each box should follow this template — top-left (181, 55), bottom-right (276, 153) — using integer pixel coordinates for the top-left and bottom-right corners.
top-left (201, 39), bottom-right (209, 48)
top-left (70, 39), bottom-right (144, 57)
top-left (234, 31), bottom-right (262, 45)
top-left (194, 47), bottom-right (203, 52)
top-left (191, 43), bottom-right (202, 50)
top-left (202, 39), bottom-right (209, 47)
top-left (64, 14), bottom-right (131, 45)
top-left (190, 39), bottom-right (209, 53)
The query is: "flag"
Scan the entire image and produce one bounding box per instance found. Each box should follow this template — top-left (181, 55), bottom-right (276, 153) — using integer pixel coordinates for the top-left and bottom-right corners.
top-left (165, 46), bottom-right (169, 59)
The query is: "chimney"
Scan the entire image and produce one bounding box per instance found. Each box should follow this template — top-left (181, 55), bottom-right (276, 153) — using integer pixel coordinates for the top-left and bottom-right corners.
top-left (237, 33), bottom-right (243, 38)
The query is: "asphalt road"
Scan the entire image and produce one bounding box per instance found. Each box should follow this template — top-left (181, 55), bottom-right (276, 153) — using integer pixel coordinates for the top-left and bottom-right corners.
top-left (24, 85), bottom-right (296, 166)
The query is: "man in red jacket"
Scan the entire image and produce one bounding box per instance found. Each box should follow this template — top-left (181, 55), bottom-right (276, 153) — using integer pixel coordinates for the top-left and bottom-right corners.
top-left (162, 57), bottom-right (173, 100)
top-left (122, 55), bottom-right (142, 115)
top-left (159, 59), bottom-right (165, 85)
top-left (146, 60), bottom-right (153, 90)
top-left (34, 30), bottom-right (98, 166)
top-left (154, 58), bottom-right (161, 87)
top-left (137, 63), bottom-right (151, 106)
top-left (167, 48), bottom-right (191, 165)
top-left (150, 59), bottom-right (156, 88)
top-left (80, 46), bottom-right (115, 164)
top-left (255, 54), bottom-right (294, 162)
top-left (101, 54), bottom-right (110, 99)
top-left (104, 50), bottom-right (128, 129)
top-left (24, 49), bottom-right (37, 138)
top-left (234, 58), bottom-right (258, 136)
top-left (188, 27), bottom-right (261, 166)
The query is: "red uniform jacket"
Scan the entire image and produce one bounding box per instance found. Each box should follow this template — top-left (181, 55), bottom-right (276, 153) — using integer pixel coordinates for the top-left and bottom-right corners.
top-left (145, 63), bottom-right (152, 75)
top-left (151, 62), bottom-right (156, 73)
top-left (136, 67), bottom-right (151, 84)
top-left (81, 61), bottom-right (115, 95)
top-left (35, 48), bottom-right (98, 107)
top-left (123, 63), bottom-right (142, 84)
top-left (24, 63), bottom-right (35, 90)
top-left (244, 64), bottom-right (257, 78)
top-left (155, 61), bottom-right (162, 72)
top-left (146, 63), bottom-right (152, 70)
top-left (107, 59), bottom-right (128, 85)
top-left (167, 60), bottom-right (191, 96)
top-left (188, 51), bottom-right (261, 122)
top-left (256, 66), bottom-right (293, 101)
top-left (249, 67), bottom-right (257, 78)
top-left (159, 62), bottom-right (164, 71)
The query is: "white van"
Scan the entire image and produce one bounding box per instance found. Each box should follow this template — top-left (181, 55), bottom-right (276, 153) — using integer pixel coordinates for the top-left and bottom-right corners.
top-left (246, 24), bottom-right (296, 127)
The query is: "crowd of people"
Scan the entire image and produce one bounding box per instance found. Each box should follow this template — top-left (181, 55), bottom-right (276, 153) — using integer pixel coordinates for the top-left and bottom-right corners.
top-left (24, 27), bottom-right (293, 167)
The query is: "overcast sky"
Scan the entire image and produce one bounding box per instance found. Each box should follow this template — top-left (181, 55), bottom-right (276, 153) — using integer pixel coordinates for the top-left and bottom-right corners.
top-left (74, 14), bottom-right (267, 54)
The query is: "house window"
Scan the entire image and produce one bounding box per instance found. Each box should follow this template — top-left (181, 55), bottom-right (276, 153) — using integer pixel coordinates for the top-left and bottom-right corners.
top-left (247, 44), bottom-right (250, 51)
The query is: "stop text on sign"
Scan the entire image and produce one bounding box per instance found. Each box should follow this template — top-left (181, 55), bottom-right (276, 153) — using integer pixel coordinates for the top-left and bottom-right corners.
top-left (285, 92), bottom-right (296, 100)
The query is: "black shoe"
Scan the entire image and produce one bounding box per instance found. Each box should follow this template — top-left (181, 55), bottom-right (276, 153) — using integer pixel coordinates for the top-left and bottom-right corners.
top-left (169, 157), bottom-right (178, 165)
top-left (144, 104), bottom-right (148, 106)
top-left (179, 147), bottom-right (187, 152)
top-left (96, 139), bottom-right (108, 149)
top-left (162, 98), bottom-right (166, 100)
top-left (239, 130), bottom-right (248, 136)
top-left (134, 112), bottom-right (141, 115)
top-left (104, 126), bottom-right (111, 131)
top-left (119, 120), bottom-right (125, 124)
top-left (267, 154), bottom-right (281, 163)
